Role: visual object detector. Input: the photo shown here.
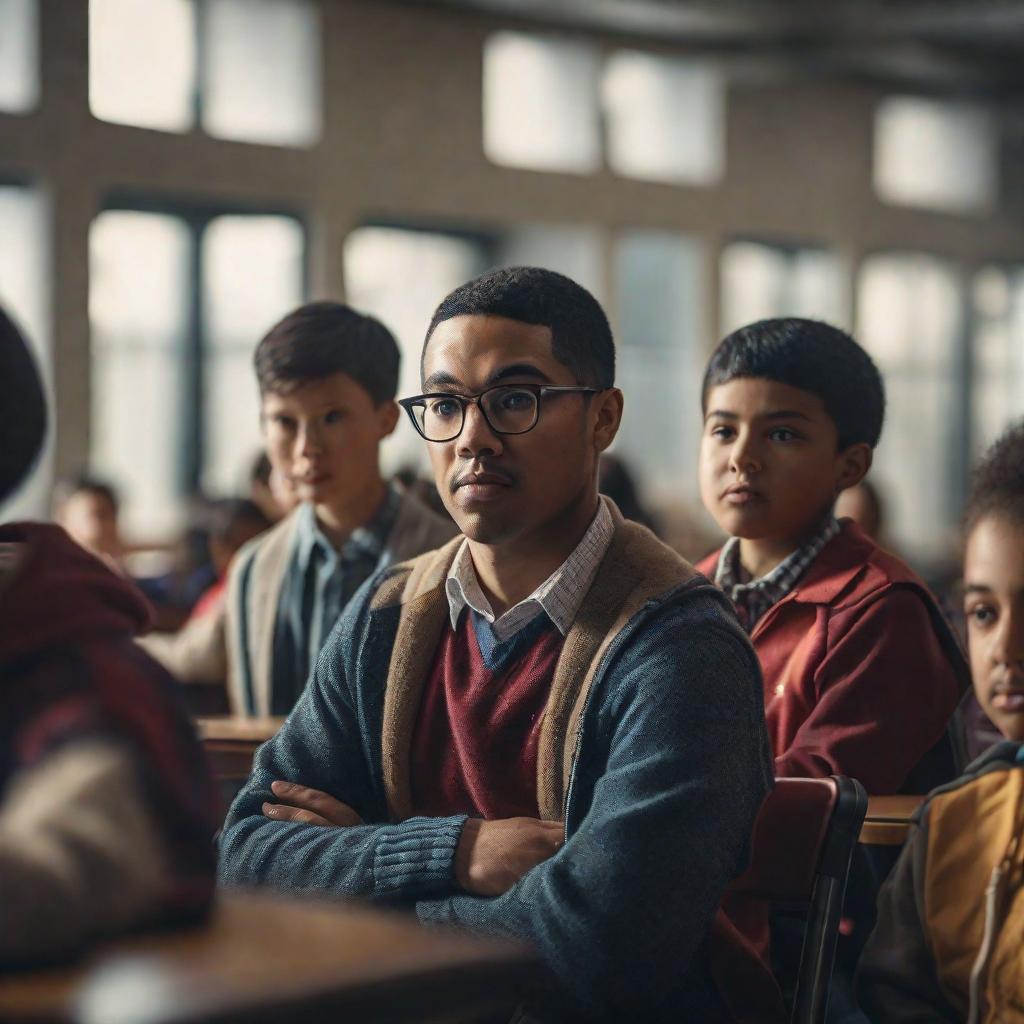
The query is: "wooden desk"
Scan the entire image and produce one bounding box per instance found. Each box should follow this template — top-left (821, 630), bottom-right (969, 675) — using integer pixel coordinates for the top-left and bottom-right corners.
top-left (0, 892), bottom-right (541, 1024)
top-left (196, 717), bottom-right (285, 782)
top-left (859, 795), bottom-right (924, 846)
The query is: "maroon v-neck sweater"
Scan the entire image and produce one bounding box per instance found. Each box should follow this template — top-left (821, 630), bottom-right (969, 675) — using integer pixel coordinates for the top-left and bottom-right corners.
top-left (410, 609), bottom-right (565, 820)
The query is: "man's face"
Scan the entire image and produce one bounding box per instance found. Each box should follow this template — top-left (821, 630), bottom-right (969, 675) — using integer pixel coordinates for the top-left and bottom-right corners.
top-left (964, 515), bottom-right (1024, 742)
top-left (420, 314), bottom-right (618, 547)
top-left (699, 377), bottom-right (868, 549)
top-left (261, 372), bottom-right (397, 512)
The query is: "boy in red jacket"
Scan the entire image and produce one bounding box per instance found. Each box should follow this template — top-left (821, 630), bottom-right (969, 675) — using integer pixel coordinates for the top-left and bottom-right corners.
top-left (697, 317), bottom-right (966, 795)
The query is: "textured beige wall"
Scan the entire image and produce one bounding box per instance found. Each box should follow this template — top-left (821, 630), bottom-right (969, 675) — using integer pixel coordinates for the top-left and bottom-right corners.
top-left (1, 0), bottom-right (1021, 479)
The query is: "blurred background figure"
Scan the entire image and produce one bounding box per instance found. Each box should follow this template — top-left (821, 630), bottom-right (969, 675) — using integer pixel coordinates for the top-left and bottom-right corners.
top-left (835, 478), bottom-right (885, 543)
top-left (599, 454), bottom-right (662, 536)
top-left (53, 475), bottom-right (125, 569)
top-left (249, 451), bottom-right (299, 524)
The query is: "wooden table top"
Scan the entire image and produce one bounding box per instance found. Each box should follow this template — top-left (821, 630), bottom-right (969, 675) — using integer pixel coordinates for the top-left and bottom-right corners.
top-left (859, 794), bottom-right (925, 846)
top-left (0, 892), bottom-right (540, 1024)
top-left (195, 717), bottom-right (285, 744)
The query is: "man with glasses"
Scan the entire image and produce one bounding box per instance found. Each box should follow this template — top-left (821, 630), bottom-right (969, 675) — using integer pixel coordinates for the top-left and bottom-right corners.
top-left (219, 267), bottom-right (775, 1022)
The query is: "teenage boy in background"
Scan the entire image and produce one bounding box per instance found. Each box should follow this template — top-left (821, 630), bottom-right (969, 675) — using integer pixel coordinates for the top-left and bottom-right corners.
top-left (0, 305), bottom-right (219, 963)
top-left (219, 268), bottom-right (775, 1023)
top-left (860, 422), bottom-right (1024, 1022)
top-left (145, 302), bottom-right (455, 715)
top-left (697, 317), bottom-right (967, 795)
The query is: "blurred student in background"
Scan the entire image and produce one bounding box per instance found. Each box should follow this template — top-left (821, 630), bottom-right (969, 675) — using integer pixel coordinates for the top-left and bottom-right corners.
top-left (0, 304), bottom-right (218, 964)
top-left (53, 475), bottom-right (125, 570)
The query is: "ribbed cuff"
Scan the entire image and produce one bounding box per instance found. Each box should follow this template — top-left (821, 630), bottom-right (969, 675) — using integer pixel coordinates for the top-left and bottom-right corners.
top-left (371, 814), bottom-right (467, 899)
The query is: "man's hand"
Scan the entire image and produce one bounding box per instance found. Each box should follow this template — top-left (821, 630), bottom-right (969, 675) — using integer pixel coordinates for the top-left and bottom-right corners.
top-left (455, 817), bottom-right (564, 897)
top-left (261, 781), bottom-right (364, 828)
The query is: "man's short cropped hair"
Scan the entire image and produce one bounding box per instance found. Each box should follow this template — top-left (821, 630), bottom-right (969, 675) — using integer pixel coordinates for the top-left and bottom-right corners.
top-left (965, 420), bottom-right (1024, 533)
top-left (0, 305), bottom-right (47, 505)
top-left (701, 318), bottom-right (885, 450)
top-left (254, 301), bottom-right (400, 404)
top-left (424, 266), bottom-right (615, 389)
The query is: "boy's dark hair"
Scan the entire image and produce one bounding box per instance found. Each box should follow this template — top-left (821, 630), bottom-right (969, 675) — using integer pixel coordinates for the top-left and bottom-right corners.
top-left (424, 266), bottom-right (615, 388)
top-left (0, 306), bottom-right (47, 505)
top-left (701, 318), bottom-right (885, 449)
top-left (54, 474), bottom-right (121, 514)
top-left (204, 498), bottom-right (271, 544)
top-left (254, 301), bottom-right (400, 404)
top-left (965, 421), bottom-right (1024, 533)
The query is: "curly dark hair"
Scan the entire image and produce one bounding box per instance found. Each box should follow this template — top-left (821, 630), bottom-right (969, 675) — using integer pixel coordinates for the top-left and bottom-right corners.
top-left (702, 318), bottom-right (885, 450)
top-left (423, 266), bottom-right (615, 388)
top-left (965, 420), bottom-right (1024, 533)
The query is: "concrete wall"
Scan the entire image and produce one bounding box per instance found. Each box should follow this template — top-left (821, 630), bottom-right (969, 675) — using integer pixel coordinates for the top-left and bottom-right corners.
top-left (1, 0), bottom-right (1022, 481)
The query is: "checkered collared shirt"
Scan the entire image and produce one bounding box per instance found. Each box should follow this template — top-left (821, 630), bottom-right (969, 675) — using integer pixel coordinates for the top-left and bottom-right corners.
top-left (446, 497), bottom-right (614, 643)
top-left (714, 515), bottom-right (841, 632)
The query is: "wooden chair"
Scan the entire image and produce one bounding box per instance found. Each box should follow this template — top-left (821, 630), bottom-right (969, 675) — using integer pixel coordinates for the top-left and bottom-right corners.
top-left (729, 776), bottom-right (868, 1024)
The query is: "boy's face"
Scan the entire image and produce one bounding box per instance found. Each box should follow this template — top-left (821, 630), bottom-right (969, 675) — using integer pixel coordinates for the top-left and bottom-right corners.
top-left (699, 377), bottom-right (870, 549)
top-left (964, 515), bottom-right (1024, 742)
top-left (261, 372), bottom-right (398, 513)
top-left (60, 490), bottom-right (120, 557)
top-left (420, 314), bottom-right (621, 547)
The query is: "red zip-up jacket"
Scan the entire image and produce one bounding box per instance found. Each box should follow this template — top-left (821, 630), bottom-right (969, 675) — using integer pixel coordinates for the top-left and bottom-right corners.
top-left (698, 521), bottom-right (968, 795)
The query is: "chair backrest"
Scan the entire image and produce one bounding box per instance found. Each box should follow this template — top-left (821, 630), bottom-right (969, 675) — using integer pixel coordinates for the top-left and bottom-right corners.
top-left (730, 776), bottom-right (868, 1024)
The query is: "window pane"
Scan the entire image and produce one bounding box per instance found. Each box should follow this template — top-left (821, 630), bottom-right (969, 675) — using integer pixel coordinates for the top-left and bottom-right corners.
top-left (201, 0), bottom-right (321, 147)
top-left (90, 211), bottom-right (191, 536)
top-left (874, 96), bottom-right (998, 213)
top-left (89, 0), bottom-right (196, 132)
top-left (493, 224), bottom-right (604, 304)
top-left (857, 253), bottom-right (963, 567)
top-left (201, 215), bottom-right (304, 495)
top-left (614, 231), bottom-right (705, 508)
top-left (971, 266), bottom-right (1024, 457)
top-left (0, 0), bottom-right (38, 113)
top-left (0, 185), bottom-right (50, 518)
top-left (344, 227), bottom-right (488, 473)
top-left (483, 32), bottom-right (601, 174)
top-left (603, 51), bottom-right (724, 186)
top-left (720, 241), bottom-right (847, 336)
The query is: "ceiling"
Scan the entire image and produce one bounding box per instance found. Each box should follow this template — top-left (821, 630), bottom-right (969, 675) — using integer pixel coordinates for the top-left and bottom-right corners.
top-left (409, 0), bottom-right (1024, 97)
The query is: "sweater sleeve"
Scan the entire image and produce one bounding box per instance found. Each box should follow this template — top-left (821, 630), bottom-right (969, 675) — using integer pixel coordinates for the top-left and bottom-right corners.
top-left (0, 739), bottom-right (169, 965)
top-left (217, 594), bottom-right (466, 902)
top-left (137, 599), bottom-right (227, 684)
top-left (775, 586), bottom-right (963, 793)
top-left (857, 804), bottom-right (959, 1022)
top-left (417, 602), bottom-right (773, 1023)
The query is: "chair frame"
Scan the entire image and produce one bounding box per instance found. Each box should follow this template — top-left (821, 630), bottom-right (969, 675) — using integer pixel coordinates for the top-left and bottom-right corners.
top-left (730, 775), bottom-right (868, 1024)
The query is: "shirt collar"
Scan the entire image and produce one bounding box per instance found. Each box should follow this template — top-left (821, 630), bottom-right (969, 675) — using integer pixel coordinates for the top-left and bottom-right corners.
top-left (295, 482), bottom-right (402, 572)
top-left (445, 497), bottom-right (615, 643)
top-left (715, 514), bottom-right (841, 625)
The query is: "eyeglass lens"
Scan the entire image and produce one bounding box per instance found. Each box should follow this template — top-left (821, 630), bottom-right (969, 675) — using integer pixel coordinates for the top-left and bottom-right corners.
top-left (416, 386), bottom-right (539, 440)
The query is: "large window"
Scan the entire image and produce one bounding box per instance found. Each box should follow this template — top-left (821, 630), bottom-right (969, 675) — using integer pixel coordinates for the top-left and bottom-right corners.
top-left (90, 206), bottom-right (305, 536)
top-left (614, 231), bottom-right (705, 507)
top-left (857, 253), bottom-right (964, 568)
top-left (0, 0), bottom-right (39, 114)
top-left (0, 184), bottom-right (49, 518)
top-left (971, 266), bottom-right (1024, 458)
top-left (874, 97), bottom-right (998, 214)
top-left (720, 240), bottom-right (848, 336)
top-left (89, 0), bottom-right (321, 146)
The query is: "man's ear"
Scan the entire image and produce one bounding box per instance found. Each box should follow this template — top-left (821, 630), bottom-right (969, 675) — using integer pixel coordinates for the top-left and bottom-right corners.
top-left (376, 400), bottom-right (400, 440)
top-left (593, 388), bottom-right (624, 454)
top-left (835, 442), bottom-right (872, 493)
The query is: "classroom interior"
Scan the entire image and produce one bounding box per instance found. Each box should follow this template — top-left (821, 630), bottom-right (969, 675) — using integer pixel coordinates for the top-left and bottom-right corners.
top-left (2, 1), bottom-right (1024, 1021)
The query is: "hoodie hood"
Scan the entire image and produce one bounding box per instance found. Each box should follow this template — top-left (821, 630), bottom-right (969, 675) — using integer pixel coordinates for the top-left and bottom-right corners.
top-left (0, 522), bottom-right (151, 666)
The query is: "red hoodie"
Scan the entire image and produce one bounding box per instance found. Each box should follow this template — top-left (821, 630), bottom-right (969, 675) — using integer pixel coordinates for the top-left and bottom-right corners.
top-left (697, 521), bottom-right (968, 794)
top-left (0, 522), bottom-right (220, 945)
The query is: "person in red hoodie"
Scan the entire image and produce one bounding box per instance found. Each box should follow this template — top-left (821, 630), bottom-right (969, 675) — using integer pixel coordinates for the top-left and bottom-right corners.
top-left (0, 304), bottom-right (220, 965)
top-left (695, 318), bottom-right (969, 1014)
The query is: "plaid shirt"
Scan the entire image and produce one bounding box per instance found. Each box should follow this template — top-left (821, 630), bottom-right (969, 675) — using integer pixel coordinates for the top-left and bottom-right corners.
top-left (714, 515), bottom-right (841, 632)
top-left (446, 498), bottom-right (614, 643)
top-left (272, 484), bottom-right (402, 711)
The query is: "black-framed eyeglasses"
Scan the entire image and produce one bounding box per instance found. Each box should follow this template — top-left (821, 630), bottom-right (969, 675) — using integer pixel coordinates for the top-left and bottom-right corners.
top-left (398, 384), bottom-right (601, 442)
